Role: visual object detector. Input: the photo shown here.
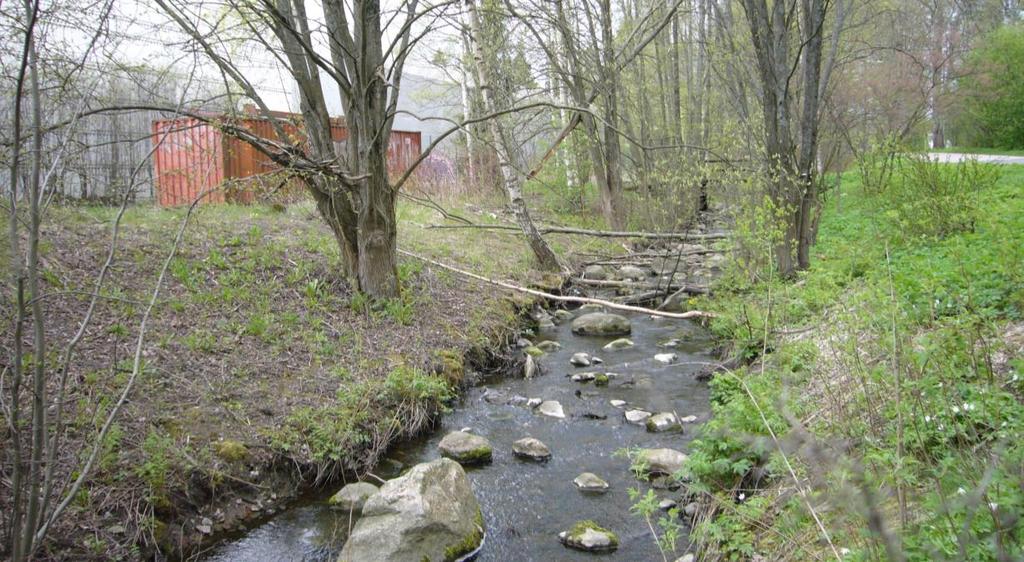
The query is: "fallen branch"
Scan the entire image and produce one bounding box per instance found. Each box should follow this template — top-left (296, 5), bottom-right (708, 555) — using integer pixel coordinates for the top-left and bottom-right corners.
top-left (398, 249), bottom-right (715, 319)
top-left (427, 223), bottom-right (729, 241)
top-left (574, 278), bottom-right (711, 294)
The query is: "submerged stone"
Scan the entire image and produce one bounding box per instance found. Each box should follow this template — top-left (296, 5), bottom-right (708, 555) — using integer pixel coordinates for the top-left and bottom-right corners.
top-left (573, 472), bottom-right (610, 492)
top-left (329, 481), bottom-right (379, 513)
top-left (537, 400), bottom-right (566, 419)
top-left (645, 412), bottom-right (682, 433)
top-left (603, 338), bottom-right (635, 350)
top-left (512, 437), bottom-right (551, 461)
top-left (571, 372), bottom-right (596, 382)
top-left (569, 352), bottom-right (592, 367)
top-left (637, 448), bottom-right (688, 476)
top-left (572, 313), bottom-right (632, 337)
top-left (624, 409), bottom-right (653, 425)
top-left (438, 431), bottom-right (493, 465)
top-left (524, 346), bottom-right (545, 357)
top-left (559, 520), bottom-right (619, 553)
top-left (553, 310), bottom-right (574, 323)
top-left (535, 340), bottom-right (561, 352)
top-left (654, 353), bottom-right (679, 364)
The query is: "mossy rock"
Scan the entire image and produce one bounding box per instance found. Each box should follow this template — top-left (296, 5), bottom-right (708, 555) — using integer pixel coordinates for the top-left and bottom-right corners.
top-left (443, 508), bottom-right (485, 561)
top-left (594, 373), bottom-right (610, 387)
top-left (213, 439), bottom-right (248, 462)
top-left (434, 348), bottom-right (465, 386)
top-left (524, 346), bottom-right (545, 357)
top-left (438, 431), bottom-right (493, 465)
top-left (559, 520), bottom-right (619, 553)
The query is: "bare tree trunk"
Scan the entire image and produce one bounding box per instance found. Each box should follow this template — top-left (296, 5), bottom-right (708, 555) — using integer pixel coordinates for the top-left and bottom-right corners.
top-left (466, 0), bottom-right (561, 270)
top-left (598, 0), bottom-right (627, 229)
top-left (668, 0), bottom-right (683, 143)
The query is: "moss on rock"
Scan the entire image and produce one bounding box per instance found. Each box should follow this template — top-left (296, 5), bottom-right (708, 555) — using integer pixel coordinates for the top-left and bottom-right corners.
top-left (443, 508), bottom-right (484, 561)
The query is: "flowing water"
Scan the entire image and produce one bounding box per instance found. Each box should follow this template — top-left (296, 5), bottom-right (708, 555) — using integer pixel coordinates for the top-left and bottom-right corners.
top-left (207, 309), bottom-right (717, 562)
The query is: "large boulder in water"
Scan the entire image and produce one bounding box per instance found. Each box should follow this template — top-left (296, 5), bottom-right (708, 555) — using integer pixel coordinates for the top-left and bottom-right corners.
top-left (571, 313), bottom-right (632, 337)
top-left (338, 458), bottom-right (484, 562)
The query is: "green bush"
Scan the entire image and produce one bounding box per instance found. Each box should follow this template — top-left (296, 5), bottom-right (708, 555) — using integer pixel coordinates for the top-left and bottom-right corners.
top-left (880, 155), bottom-right (1000, 239)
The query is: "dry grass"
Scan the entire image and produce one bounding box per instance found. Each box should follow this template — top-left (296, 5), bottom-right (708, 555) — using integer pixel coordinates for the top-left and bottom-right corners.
top-left (3, 197), bottom-right (609, 560)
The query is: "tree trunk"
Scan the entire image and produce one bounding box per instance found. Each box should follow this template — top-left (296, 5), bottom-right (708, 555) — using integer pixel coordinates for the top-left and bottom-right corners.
top-left (466, 0), bottom-right (561, 270)
top-left (599, 0), bottom-right (627, 230)
top-left (357, 153), bottom-right (399, 296)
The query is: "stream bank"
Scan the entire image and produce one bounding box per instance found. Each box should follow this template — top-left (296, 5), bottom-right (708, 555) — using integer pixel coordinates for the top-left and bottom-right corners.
top-left (206, 300), bottom-right (719, 561)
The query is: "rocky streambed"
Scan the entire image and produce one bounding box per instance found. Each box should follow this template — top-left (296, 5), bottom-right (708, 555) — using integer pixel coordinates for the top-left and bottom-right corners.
top-left (205, 302), bottom-right (716, 561)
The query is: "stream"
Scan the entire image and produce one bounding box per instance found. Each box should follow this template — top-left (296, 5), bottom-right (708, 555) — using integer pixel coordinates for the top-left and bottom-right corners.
top-left (206, 307), bottom-right (716, 561)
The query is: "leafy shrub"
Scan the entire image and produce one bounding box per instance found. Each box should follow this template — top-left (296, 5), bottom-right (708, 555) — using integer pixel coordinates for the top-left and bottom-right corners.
top-left (881, 155), bottom-right (1000, 239)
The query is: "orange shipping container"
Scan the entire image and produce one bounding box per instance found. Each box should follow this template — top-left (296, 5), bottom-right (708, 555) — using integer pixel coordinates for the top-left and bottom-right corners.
top-left (151, 112), bottom-right (422, 206)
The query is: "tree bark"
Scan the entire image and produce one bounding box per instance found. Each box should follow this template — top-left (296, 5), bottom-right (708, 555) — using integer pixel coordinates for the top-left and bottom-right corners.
top-left (466, 0), bottom-right (562, 270)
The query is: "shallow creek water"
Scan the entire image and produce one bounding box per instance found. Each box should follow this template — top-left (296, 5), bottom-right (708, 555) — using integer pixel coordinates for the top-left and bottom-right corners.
top-left (207, 309), bottom-right (716, 562)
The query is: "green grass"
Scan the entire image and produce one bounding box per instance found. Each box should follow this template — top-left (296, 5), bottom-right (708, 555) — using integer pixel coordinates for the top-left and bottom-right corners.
top-left (685, 163), bottom-right (1024, 560)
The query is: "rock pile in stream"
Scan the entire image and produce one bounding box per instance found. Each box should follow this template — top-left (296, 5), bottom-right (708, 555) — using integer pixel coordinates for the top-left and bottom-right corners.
top-left (338, 458), bottom-right (483, 562)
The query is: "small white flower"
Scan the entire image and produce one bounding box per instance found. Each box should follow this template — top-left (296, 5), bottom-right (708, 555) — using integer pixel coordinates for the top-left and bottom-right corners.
top-left (952, 406), bottom-right (960, 414)
top-left (738, 493), bottom-right (746, 501)
top-left (938, 382), bottom-right (944, 388)
top-left (924, 415), bottom-right (932, 423)
top-left (957, 487), bottom-right (966, 495)
top-left (840, 547), bottom-right (851, 556)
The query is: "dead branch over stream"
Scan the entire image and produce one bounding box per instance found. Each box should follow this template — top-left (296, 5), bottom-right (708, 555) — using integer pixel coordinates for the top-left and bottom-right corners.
top-left (398, 250), bottom-right (715, 319)
top-left (426, 223), bottom-right (730, 241)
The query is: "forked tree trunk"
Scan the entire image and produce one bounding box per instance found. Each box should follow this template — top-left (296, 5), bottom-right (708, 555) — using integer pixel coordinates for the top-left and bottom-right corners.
top-left (357, 145), bottom-right (400, 296)
top-left (466, 0), bottom-right (561, 271)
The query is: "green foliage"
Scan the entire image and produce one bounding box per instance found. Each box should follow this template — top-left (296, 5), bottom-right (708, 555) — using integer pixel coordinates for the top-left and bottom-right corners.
top-left (962, 24), bottom-right (1024, 149)
top-left (273, 366), bottom-right (451, 464)
top-left (628, 488), bottom-right (682, 556)
top-left (879, 155), bottom-right (1001, 239)
top-left (136, 430), bottom-right (175, 505)
top-left (688, 164), bottom-right (1024, 560)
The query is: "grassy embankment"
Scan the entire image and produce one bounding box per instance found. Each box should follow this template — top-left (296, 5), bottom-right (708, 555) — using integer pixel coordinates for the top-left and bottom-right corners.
top-left (683, 163), bottom-right (1024, 560)
top-left (3, 197), bottom-right (618, 559)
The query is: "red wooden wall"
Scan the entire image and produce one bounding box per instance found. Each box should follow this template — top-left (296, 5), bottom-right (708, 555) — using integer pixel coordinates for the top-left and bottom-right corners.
top-left (152, 114), bottom-right (422, 206)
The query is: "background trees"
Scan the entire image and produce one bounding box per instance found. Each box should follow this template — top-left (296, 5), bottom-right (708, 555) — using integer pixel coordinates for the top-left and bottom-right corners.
top-left (960, 23), bottom-right (1024, 148)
